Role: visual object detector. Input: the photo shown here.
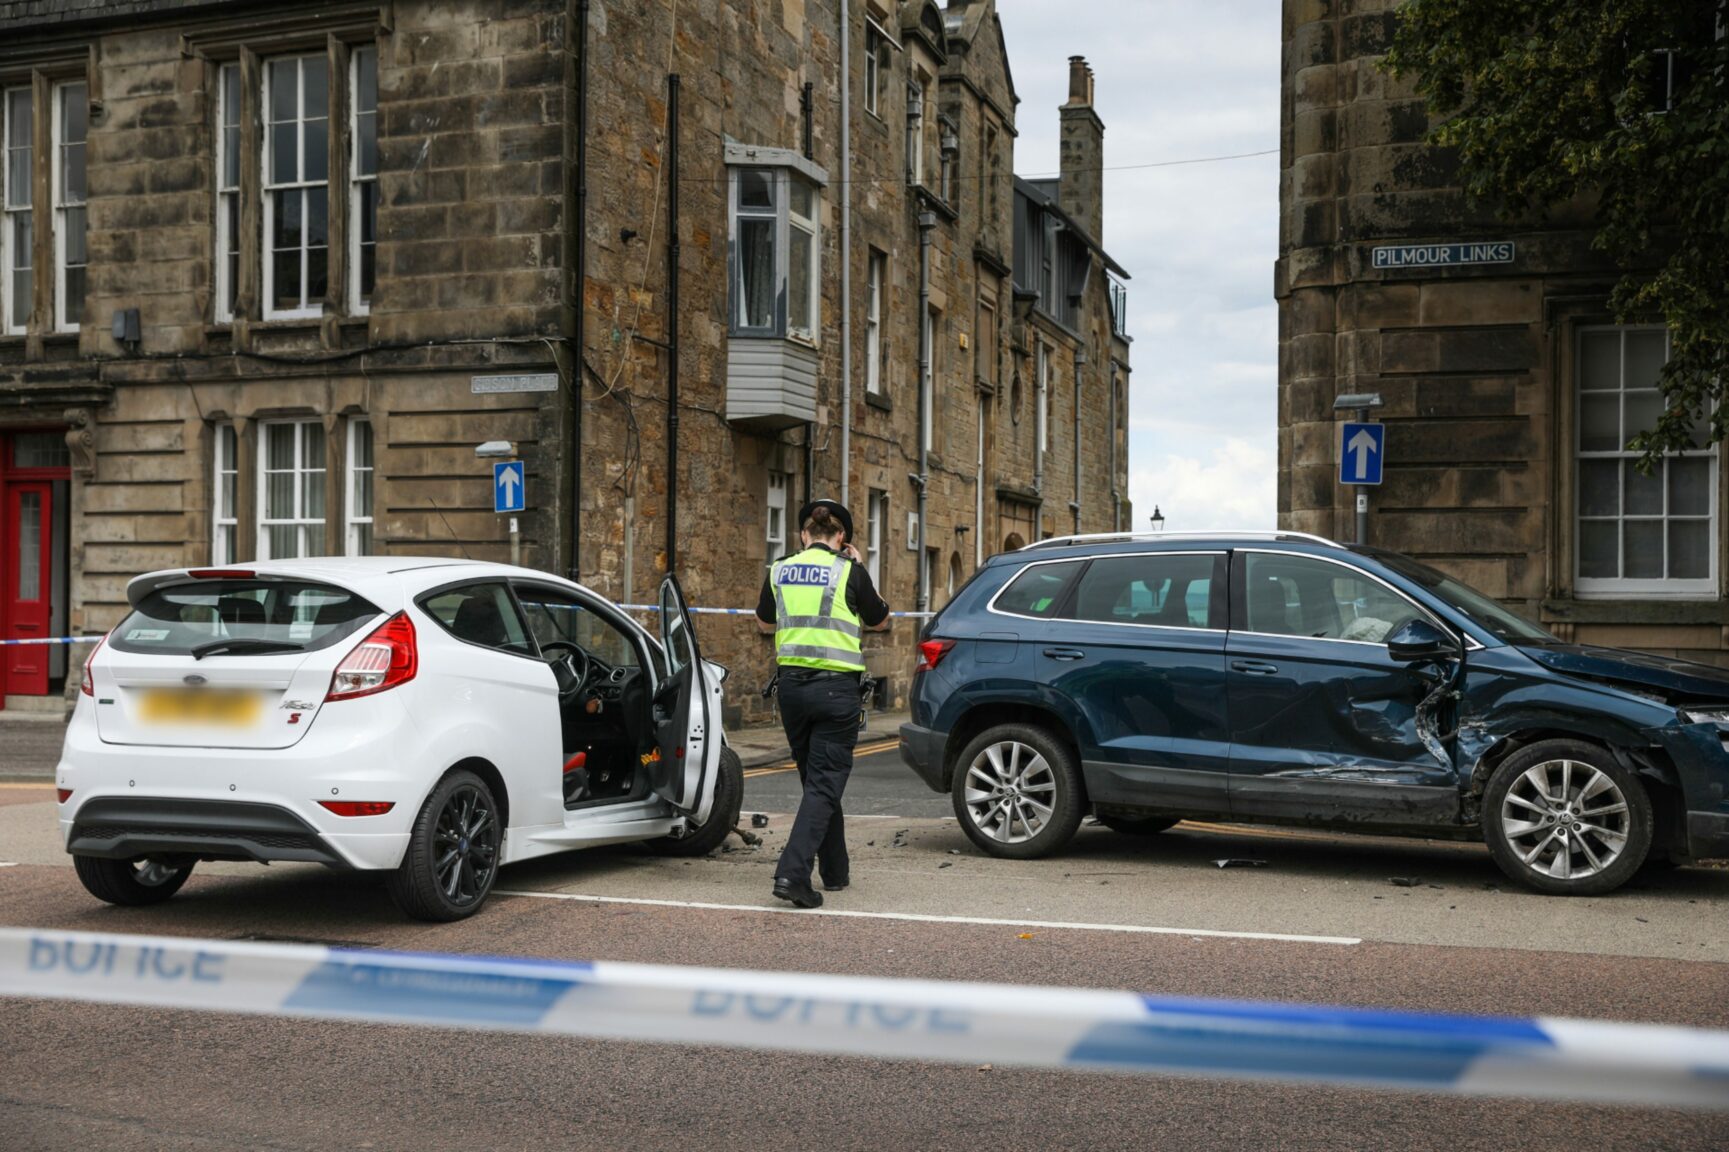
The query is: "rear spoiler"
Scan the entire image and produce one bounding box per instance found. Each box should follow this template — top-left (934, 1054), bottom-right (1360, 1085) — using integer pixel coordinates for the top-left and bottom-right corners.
top-left (124, 569), bottom-right (281, 609)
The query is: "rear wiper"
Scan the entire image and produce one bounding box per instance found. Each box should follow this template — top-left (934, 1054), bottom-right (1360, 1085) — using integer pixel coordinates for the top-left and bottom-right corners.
top-left (190, 638), bottom-right (306, 660)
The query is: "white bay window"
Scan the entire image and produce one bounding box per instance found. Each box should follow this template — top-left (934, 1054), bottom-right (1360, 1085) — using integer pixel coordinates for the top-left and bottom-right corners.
top-left (726, 157), bottom-right (822, 343)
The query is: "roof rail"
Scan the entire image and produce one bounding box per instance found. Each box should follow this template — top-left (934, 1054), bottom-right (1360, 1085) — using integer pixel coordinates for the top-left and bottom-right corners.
top-left (1022, 530), bottom-right (1341, 551)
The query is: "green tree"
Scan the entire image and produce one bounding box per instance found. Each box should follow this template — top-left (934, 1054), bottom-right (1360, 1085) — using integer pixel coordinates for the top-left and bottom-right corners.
top-left (1385, 1), bottom-right (1729, 461)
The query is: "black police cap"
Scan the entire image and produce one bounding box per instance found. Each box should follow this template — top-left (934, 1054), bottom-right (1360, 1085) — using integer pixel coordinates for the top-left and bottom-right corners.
top-left (797, 498), bottom-right (854, 544)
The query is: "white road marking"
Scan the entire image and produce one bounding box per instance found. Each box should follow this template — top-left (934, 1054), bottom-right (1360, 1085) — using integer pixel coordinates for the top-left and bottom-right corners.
top-left (496, 889), bottom-right (1361, 945)
top-left (0, 862), bottom-right (17, 868)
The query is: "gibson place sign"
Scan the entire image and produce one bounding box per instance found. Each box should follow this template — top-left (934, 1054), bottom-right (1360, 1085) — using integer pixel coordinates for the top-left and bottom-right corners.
top-left (1370, 241), bottom-right (1515, 270)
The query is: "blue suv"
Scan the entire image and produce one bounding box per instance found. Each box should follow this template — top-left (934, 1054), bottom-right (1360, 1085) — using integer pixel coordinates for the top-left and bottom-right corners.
top-left (900, 532), bottom-right (1729, 895)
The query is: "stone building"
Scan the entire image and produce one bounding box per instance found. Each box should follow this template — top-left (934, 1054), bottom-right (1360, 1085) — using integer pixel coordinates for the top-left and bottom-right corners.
top-left (0, 0), bottom-right (1129, 720)
top-left (1278, 0), bottom-right (1726, 664)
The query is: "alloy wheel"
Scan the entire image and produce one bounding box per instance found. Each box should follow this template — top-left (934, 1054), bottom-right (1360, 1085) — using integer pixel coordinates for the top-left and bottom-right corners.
top-left (963, 740), bottom-right (1058, 844)
top-left (432, 784), bottom-right (499, 906)
top-left (1499, 759), bottom-right (1631, 881)
top-left (132, 857), bottom-right (183, 887)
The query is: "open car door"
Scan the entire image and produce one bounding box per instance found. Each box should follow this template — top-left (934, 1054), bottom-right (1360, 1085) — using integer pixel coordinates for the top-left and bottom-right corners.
top-left (651, 574), bottom-right (722, 822)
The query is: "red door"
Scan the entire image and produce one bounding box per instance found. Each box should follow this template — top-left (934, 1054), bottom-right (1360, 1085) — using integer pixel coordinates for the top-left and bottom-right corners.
top-left (4, 481), bottom-right (52, 696)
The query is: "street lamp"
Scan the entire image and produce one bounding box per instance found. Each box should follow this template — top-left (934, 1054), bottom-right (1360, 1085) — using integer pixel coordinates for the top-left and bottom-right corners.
top-left (1149, 506), bottom-right (1165, 533)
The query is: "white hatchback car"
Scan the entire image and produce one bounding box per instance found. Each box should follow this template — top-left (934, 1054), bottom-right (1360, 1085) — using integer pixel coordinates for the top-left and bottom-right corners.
top-left (57, 559), bottom-right (741, 921)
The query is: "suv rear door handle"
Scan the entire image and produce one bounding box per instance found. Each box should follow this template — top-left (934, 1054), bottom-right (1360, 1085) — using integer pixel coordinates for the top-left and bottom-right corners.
top-left (1231, 659), bottom-right (1280, 675)
top-left (1042, 647), bottom-right (1086, 661)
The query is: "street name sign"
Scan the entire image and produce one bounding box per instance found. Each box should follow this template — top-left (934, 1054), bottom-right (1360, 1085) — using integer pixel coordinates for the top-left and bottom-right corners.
top-left (472, 373), bottom-right (559, 395)
top-left (1370, 241), bottom-right (1514, 270)
top-left (493, 461), bottom-right (526, 513)
top-left (1340, 422), bottom-right (1384, 486)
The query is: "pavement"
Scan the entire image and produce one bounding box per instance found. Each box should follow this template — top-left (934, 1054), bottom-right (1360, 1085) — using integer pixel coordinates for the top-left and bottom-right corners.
top-left (5, 719), bottom-right (1729, 1148)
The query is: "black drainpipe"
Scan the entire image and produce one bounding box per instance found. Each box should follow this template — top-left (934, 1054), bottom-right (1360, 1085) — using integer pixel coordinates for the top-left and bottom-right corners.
top-left (801, 79), bottom-right (815, 509)
top-left (567, 0), bottom-right (589, 580)
top-left (665, 73), bottom-right (680, 573)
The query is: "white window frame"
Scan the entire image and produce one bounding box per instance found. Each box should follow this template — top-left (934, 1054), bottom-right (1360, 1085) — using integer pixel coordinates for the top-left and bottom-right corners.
top-left (345, 417), bottom-right (373, 556)
top-left (726, 163), bottom-right (822, 344)
top-left (1575, 325), bottom-right (1718, 597)
top-left (3, 86), bottom-right (33, 337)
top-left (787, 178), bottom-right (818, 343)
top-left (766, 470), bottom-right (789, 561)
top-left (212, 423), bottom-right (238, 565)
top-left (257, 418), bottom-right (327, 559)
top-left (262, 54), bottom-right (329, 321)
top-left (863, 23), bottom-right (885, 118)
top-left (51, 80), bottom-right (85, 333)
top-left (866, 489), bottom-right (886, 586)
top-left (865, 249), bottom-right (884, 395)
top-left (215, 62), bottom-right (241, 324)
top-left (349, 46), bottom-right (377, 315)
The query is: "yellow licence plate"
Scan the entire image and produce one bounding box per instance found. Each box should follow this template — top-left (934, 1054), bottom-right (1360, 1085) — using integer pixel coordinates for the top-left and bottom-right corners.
top-left (137, 689), bottom-right (263, 727)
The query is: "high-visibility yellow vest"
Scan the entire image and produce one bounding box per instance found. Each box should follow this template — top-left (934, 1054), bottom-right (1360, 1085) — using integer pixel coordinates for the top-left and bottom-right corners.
top-left (771, 546), bottom-right (865, 672)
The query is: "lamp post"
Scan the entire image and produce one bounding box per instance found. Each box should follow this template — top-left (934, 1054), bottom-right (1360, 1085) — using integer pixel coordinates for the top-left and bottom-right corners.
top-left (1149, 506), bottom-right (1165, 533)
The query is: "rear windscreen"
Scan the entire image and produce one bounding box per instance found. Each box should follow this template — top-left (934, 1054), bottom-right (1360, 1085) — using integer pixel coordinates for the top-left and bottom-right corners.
top-left (107, 580), bottom-right (382, 656)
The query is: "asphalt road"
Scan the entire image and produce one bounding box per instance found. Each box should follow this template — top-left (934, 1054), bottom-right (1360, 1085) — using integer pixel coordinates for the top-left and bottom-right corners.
top-left (3, 758), bottom-right (1728, 1150)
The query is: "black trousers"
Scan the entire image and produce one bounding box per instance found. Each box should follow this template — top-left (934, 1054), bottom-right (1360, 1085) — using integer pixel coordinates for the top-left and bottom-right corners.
top-left (773, 668), bottom-right (861, 886)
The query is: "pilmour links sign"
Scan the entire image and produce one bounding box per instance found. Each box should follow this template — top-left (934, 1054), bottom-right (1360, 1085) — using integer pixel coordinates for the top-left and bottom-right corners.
top-left (472, 373), bottom-right (559, 394)
top-left (1370, 241), bottom-right (1515, 270)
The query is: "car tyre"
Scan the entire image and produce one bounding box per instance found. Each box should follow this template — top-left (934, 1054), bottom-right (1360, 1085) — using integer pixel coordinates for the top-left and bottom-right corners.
top-left (73, 854), bottom-right (194, 906)
top-left (951, 723), bottom-right (1085, 860)
top-left (1483, 739), bottom-right (1652, 896)
top-left (650, 745), bottom-right (745, 857)
top-left (386, 769), bottom-right (502, 922)
top-left (1096, 813), bottom-right (1180, 836)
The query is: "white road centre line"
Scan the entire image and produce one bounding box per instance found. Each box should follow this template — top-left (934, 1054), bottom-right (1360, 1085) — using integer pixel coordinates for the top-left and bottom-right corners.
top-left (496, 889), bottom-right (1361, 945)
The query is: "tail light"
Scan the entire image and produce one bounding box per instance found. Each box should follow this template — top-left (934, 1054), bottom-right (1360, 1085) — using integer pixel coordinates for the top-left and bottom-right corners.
top-left (327, 612), bottom-right (418, 701)
top-left (916, 638), bottom-right (955, 672)
top-left (57, 789), bottom-right (72, 804)
top-left (188, 569), bottom-right (255, 579)
top-left (318, 800), bottom-right (396, 817)
top-left (79, 633), bottom-right (106, 697)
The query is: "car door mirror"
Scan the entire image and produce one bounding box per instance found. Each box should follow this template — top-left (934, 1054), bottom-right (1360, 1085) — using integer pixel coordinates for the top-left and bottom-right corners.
top-left (1386, 619), bottom-right (1457, 664)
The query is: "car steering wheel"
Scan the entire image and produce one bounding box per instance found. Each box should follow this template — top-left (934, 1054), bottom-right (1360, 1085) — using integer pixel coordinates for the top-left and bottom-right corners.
top-left (539, 640), bottom-right (592, 705)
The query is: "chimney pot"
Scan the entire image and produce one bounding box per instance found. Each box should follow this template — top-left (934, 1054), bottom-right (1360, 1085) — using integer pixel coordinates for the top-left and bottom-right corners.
top-left (1067, 55), bottom-right (1090, 106)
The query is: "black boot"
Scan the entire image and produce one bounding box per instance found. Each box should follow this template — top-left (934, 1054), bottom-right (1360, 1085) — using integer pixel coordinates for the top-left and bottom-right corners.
top-left (772, 877), bottom-right (823, 909)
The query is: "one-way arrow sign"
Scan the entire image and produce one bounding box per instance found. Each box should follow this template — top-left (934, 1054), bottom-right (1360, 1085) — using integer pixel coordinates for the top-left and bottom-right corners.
top-left (1339, 422), bottom-right (1384, 486)
top-left (493, 460), bottom-right (526, 513)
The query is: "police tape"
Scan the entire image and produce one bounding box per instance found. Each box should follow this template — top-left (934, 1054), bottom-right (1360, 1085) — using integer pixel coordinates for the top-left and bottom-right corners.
top-left (617, 604), bottom-right (936, 619)
top-left (3, 927), bottom-right (1725, 1108)
top-left (0, 605), bottom-right (935, 649)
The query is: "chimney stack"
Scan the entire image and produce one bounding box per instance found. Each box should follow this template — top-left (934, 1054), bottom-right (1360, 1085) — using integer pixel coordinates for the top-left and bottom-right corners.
top-left (1058, 55), bottom-right (1104, 243)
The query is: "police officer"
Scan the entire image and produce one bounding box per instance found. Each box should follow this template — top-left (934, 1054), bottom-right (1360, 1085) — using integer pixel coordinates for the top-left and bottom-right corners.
top-left (756, 498), bottom-right (891, 908)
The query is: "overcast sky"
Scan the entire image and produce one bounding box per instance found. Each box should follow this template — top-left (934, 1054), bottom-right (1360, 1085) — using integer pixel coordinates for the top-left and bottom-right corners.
top-left (1000, 0), bottom-right (1281, 531)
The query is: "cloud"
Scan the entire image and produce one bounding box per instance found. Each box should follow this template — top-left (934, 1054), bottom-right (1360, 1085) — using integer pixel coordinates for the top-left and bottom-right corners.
top-left (1001, 0), bottom-right (1282, 531)
top-left (1128, 436), bottom-right (1277, 532)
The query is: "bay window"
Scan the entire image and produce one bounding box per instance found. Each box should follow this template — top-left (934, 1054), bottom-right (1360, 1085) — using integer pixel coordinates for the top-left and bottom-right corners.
top-left (727, 159), bottom-right (822, 344)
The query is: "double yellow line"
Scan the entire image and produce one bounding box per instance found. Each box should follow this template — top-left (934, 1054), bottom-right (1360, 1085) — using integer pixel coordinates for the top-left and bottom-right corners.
top-left (743, 737), bottom-right (900, 778)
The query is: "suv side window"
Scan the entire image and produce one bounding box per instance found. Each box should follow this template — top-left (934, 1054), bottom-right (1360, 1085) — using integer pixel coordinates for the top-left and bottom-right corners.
top-left (419, 582), bottom-right (534, 656)
top-left (1241, 553), bottom-right (1427, 643)
top-left (993, 560), bottom-right (1084, 619)
top-left (1067, 553), bottom-right (1220, 629)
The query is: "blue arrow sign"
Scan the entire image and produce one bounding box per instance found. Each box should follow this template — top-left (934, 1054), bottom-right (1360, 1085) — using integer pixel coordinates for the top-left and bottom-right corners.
top-left (1340, 422), bottom-right (1384, 486)
top-left (493, 461), bottom-right (526, 513)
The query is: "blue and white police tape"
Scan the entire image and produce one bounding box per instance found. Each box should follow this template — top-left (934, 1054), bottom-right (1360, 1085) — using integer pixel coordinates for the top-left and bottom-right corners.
top-left (617, 604), bottom-right (935, 619)
top-left (3, 928), bottom-right (1725, 1108)
top-left (0, 636), bottom-right (100, 647)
